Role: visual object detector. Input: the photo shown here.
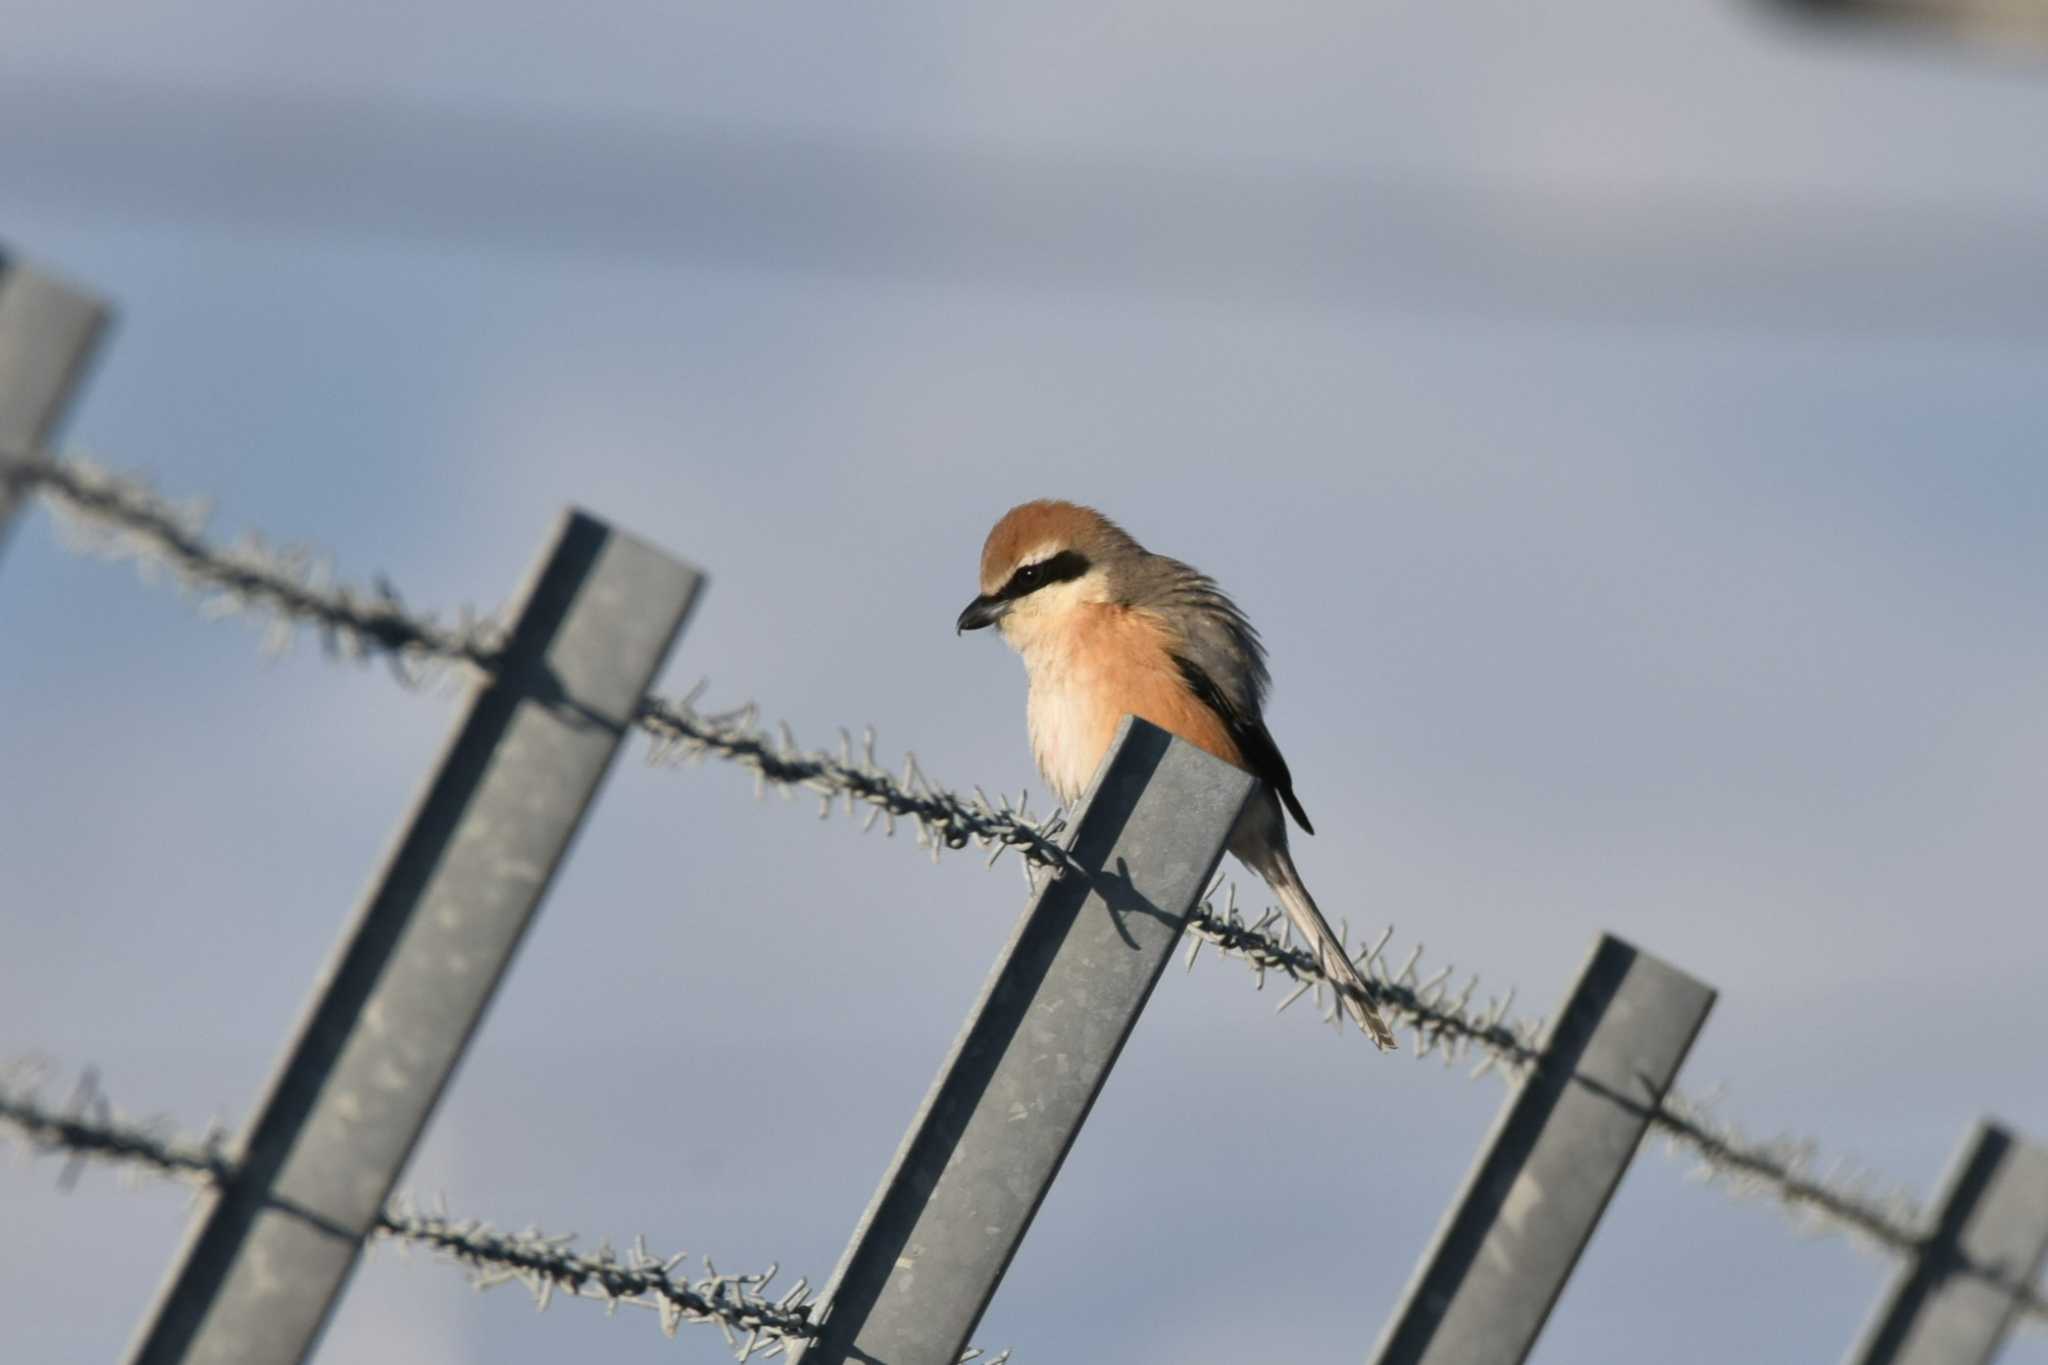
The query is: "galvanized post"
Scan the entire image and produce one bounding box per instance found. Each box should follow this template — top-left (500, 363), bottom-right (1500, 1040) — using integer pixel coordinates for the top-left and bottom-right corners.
top-left (795, 718), bottom-right (1256, 1365)
top-left (125, 509), bottom-right (703, 1365)
top-left (1845, 1120), bottom-right (2048, 1365)
top-left (0, 251), bottom-right (114, 561)
top-left (1371, 934), bottom-right (1717, 1365)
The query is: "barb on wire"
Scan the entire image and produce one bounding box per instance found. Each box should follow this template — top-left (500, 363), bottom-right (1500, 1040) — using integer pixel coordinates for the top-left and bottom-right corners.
top-left (8, 447), bottom-right (2043, 1331)
top-left (0, 1058), bottom-right (232, 1189)
top-left (0, 1063), bottom-right (1011, 1362)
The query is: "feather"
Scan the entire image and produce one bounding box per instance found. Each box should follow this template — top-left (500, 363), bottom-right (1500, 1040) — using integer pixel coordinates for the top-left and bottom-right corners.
top-left (1169, 650), bottom-right (1313, 835)
top-left (1260, 834), bottom-right (1396, 1049)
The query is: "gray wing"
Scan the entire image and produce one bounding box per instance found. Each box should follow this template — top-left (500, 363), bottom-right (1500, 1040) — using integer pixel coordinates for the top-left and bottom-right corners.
top-left (1133, 554), bottom-right (1314, 836)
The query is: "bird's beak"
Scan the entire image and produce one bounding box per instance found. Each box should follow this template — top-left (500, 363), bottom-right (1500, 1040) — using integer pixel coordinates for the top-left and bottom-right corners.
top-left (956, 594), bottom-right (1005, 634)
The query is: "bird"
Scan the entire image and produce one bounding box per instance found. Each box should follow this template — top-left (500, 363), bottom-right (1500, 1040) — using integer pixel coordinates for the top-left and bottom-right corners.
top-left (956, 499), bottom-right (1396, 1050)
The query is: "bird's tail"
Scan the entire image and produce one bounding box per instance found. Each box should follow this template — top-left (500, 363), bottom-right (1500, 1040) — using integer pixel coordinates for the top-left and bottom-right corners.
top-left (1265, 847), bottom-right (1398, 1051)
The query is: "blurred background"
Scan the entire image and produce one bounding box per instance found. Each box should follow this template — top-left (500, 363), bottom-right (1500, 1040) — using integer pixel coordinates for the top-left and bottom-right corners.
top-left (3, 1), bottom-right (2045, 1361)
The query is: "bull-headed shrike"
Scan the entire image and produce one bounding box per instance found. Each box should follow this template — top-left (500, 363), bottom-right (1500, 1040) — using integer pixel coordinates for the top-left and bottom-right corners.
top-left (957, 499), bottom-right (1396, 1051)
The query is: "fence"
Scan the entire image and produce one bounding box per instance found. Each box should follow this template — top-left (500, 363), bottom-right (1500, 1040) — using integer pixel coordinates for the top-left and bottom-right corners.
top-left (3, 248), bottom-right (2046, 1365)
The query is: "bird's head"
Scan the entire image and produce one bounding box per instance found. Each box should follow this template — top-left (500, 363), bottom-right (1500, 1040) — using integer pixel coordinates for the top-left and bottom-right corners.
top-left (956, 500), bottom-right (1138, 650)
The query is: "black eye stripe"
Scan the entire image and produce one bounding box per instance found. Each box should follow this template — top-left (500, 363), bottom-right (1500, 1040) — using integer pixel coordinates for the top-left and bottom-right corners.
top-left (996, 549), bottom-right (1090, 601)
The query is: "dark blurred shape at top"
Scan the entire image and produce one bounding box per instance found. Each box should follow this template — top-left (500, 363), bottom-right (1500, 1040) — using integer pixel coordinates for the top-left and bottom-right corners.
top-left (1765, 0), bottom-right (2048, 57)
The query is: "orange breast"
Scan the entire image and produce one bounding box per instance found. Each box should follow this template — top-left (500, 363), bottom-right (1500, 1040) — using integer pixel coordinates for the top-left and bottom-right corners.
top-left (1055, 605), bottom-right (1246, 781)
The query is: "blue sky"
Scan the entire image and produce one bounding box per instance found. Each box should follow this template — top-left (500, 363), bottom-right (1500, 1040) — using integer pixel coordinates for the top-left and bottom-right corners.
top-left (3, 2), bottom-right (2046, 1362)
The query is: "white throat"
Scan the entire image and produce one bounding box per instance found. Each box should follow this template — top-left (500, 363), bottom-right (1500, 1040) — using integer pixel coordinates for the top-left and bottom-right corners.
top-left (995, 570), bottom-right (1115, 805)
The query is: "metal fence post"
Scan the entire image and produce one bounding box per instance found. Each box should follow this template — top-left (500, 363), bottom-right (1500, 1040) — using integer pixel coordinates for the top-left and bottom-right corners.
top-left (0, 251), bottom-right (114, 562)
top-left (125, 509), bottom-right (704, 1365)
top-left (1371, 933), bottom-right (1717, 1365)
top-left (794, 717), bottom-right (1256, 1365)
top-left (1844, 1120), bottom-right (2048, 1365)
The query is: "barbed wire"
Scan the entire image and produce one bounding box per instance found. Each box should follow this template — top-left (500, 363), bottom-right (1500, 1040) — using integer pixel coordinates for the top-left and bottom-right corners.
top-left (0, 1060), bottom-right (232, 1190)
top-left (638, 690), bottom-right (1070, 878)
top-left (1178, 886), bottom-right (1971, 1271)
top-left (1, 453), bottom-right (503, 678)
top-left (0, 1063), bottom-right (1008, 1362)
top-left (6, 448), bottom-right (2044, 1328)
top-left (4, 449), bottom-right (1070, 873)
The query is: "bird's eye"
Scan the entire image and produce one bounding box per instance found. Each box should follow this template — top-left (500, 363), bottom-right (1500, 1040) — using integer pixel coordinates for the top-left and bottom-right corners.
top-left (1016, 563), bottom-right (1044, 588)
